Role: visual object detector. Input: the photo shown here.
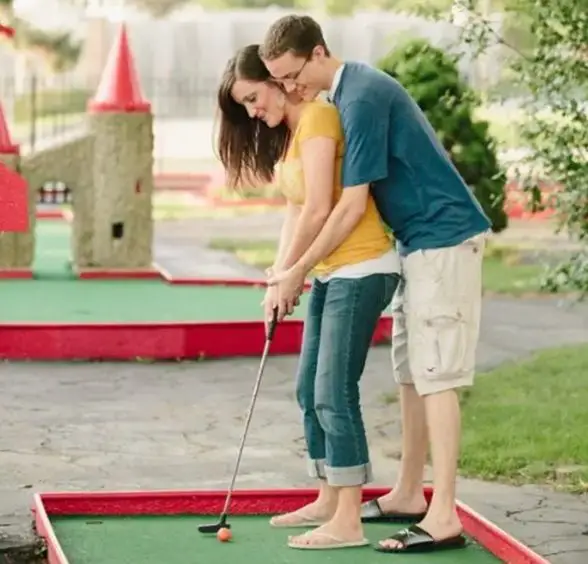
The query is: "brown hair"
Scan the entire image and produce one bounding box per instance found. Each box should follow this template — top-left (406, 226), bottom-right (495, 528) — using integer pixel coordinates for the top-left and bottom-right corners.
top-left (216, 44), bottom-right (290, 189)
top-left (259, 15), bottom-right (330, 62)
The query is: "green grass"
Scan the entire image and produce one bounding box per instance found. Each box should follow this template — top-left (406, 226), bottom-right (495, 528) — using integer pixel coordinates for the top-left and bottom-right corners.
top-left (153, 203), bottom-right (281, 221)
top-left (209, 238), bottom-right (277, 270)
top-left (459, 345), bottom-right (588, 492)
top-left (10, 112), bottom-right (85, 142)
top-left (13, 88), bottom-right (90, 123)
top-left (45, 200), bottom-right (281, 222)
top-left (482, 255), bottom-right (543, 295)
top-left (208, 238), bottom-right (547, 296)
top-left (474, 106), bottom-right (525, 149)
top-left (474, 104), bottom-right (570, 150)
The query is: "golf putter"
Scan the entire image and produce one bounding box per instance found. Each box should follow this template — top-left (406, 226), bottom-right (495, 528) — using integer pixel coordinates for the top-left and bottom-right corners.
top-left (198, 307), bottom-right (279, 533)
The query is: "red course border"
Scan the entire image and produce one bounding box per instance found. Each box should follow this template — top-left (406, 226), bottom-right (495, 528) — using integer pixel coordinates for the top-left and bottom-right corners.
top-left (0, 272), bottom-right (392, 360)
top-left (0, 317), bottom-right (392, 360)
top-left (4, 216), bottom-right (390, 360)
top-left (33, 487), bottom-right (549, 564)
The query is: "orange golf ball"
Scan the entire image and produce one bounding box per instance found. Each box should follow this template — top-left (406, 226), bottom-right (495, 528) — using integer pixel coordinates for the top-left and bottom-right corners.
top-left (217, 527), bottom-right (232, 542)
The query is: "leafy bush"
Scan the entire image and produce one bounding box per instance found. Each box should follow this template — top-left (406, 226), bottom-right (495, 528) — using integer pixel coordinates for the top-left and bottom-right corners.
top-left (378, 38), bottom-right (508, 233)
top-left (454, 0), bottom-right (588, 296)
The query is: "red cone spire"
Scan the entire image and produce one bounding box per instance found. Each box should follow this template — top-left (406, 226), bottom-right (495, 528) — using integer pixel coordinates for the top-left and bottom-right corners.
top-left (0, 24), bottom-right (15, 39)
top-left (88, 24), bottom-right (150, 113)
top-left (0, 102), bottom-right (19, 154)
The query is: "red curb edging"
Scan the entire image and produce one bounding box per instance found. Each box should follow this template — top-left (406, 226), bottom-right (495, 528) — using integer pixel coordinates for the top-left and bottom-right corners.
top-left (0, 269), bottom-right (34, 279)
top-left (33, 487), bottom-right (549, 564)
top-left (0, 316), bottom-right (391, 361)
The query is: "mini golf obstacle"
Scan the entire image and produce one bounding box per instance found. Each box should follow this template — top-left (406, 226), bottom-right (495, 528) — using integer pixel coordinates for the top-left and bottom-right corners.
top-left (33, 488), bottom-right (549, 564)
top-left (0, 220), bottom-right (392, 360)
top-left (0, 20), bottom-right (390, 360)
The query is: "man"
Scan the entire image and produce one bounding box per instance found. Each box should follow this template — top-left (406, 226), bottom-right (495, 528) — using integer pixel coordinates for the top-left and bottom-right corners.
top-left (259, 15), bottom-right (491, 554)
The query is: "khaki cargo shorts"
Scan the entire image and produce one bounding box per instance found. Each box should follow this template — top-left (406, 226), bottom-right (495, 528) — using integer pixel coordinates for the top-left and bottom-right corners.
top-left (391, 232), bottom-right (487, 396)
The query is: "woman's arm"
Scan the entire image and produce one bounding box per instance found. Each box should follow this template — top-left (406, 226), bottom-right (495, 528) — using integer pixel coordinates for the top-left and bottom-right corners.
top-left (270, 201), bottom-right (301, 273)
top-left (279, 136), bottom-right (336, 270)
top-left (278, 105), bottom-right (340, 270)
top-left (263, 200), bottom-right (299, 327)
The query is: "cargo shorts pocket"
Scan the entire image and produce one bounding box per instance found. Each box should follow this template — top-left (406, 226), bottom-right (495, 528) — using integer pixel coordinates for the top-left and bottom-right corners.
top-left (408, 304), bottom-right (468, 380)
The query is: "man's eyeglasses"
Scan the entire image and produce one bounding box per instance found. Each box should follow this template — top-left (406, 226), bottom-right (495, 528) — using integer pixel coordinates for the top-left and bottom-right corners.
top-left (272, 54), bottom-right (312, 85)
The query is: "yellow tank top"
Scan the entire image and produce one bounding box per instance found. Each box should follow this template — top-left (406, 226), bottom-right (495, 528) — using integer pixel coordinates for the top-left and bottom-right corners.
top-left (277, 100), bottom-right (392, 276)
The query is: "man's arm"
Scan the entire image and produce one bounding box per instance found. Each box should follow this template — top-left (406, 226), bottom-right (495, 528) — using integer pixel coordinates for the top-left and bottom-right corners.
top-left (278, 135), bottom-right (336, 270)
top-left (292, 100), bottom-right (390, 275)
top-left (295, 184), bottom-right (368, 274)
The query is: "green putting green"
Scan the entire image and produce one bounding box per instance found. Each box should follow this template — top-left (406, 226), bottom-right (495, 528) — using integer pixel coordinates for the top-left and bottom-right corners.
top-left (0, 220), bottom-right (306, 323)
top-left (0, 279), bottom-right (307, 322)
top-left (50, 515), bottom-right (501, 564)
top-left (33, 219), bottom-right (76, 280)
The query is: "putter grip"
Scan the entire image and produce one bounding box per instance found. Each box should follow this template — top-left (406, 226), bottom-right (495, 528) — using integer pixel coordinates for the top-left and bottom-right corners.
top-left (267, 307), bottom-right (279, 341)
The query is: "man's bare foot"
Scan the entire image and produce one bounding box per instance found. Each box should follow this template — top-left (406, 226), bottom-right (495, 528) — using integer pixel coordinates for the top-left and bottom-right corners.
top-left (375, 489), bottom-right (428, 516)
top-left (378, 510), bottom-right (463, 550)
top-left (288, 519), bottom-right (368, 549)
top-left (269, 500), bottom-right (335, 528)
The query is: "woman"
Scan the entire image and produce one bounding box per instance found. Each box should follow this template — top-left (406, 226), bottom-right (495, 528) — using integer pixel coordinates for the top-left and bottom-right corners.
top-left (216, 44), bottom-right (400, 550)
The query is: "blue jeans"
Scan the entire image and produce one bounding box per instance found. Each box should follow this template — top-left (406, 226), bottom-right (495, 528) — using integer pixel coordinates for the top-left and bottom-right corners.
top-left (295, 273), bottom-right (398, 487)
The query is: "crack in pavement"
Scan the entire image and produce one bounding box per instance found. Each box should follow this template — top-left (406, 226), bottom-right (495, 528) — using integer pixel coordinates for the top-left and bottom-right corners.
top-left (505, 497), bottom-right (546, 516)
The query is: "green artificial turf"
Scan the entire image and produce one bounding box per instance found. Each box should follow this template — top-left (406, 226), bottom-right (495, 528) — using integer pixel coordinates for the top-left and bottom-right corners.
top-left (0, 279), bottom-right (308, 322)
top-left (33, 220), bottom-right (76, 280)
top-left (0, 220), bottom-right (308, 323)
top-left (50, 515), bottom-right (500, 564)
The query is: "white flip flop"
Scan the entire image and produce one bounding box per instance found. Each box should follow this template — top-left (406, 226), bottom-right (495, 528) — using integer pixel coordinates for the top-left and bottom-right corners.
top-left (288, 530), bottom-right (370, 550)
top-left (269, 511), bottom-right (325, 529)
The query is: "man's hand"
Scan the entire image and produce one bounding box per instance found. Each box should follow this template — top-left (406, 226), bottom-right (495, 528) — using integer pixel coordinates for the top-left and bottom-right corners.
top-left (266, 265), bottom-right (306, 322)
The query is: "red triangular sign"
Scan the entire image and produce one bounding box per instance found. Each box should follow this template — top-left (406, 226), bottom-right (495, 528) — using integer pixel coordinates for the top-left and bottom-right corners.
top-left (0, 101), bottom-right (19, 154)
top-left (0, 24), bottom-right (15, 38)
top-left (0, 162), bottom-right (29, 232)
top-left (88, 24), bottom-right (150, 113)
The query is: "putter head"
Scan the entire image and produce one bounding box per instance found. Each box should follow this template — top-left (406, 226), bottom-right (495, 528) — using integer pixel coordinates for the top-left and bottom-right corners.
top-left (198, 519), bottom-right (230, 534)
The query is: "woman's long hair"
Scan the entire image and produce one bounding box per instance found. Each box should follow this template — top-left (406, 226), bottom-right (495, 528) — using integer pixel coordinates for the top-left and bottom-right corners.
top-left (216, 44), bottom-right (291, 190)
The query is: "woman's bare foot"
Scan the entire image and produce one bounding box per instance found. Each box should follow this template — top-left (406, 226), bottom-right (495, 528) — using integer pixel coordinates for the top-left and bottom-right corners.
top-left (375, 488), bottom-right (428, 516)
top-left (270, 500), bottom-right (336, 528)
top-left (288, 518), bottom-right (367, 549)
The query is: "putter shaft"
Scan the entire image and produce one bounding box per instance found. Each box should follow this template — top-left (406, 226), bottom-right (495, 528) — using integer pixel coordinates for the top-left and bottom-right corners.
top-left (219, 337), bottom-right (272, 517)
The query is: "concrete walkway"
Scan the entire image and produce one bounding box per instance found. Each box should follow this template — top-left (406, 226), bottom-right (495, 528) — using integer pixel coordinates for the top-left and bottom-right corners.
top-left (0, 296), bottom-right (587, 563)
top-left (152, 213), bottom-right (282, 279)
top-left (152, 213), bottom-right (582, 279)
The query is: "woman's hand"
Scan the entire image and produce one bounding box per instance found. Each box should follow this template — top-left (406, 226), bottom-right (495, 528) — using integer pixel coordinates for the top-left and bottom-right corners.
top-left (261, 285), bottom-right (279, 335)
top-left (266, 264), bottom-right (306, 322)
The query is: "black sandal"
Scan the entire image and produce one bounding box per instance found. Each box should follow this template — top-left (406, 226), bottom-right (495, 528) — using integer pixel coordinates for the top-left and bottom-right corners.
top-left (361, 499), bottom-right (427, 523)
top-left (374, 525), bottom-right (467, 553)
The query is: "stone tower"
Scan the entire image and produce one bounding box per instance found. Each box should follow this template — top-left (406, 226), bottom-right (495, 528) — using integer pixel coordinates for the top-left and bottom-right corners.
top-left (86, 23), bottom-right (154, 270)
top-left (0, 102), bottom-right (34, 277)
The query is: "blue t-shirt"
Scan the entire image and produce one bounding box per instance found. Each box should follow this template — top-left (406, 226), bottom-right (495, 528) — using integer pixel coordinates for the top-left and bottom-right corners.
top-left (333, 61), bottom-right (491, 254)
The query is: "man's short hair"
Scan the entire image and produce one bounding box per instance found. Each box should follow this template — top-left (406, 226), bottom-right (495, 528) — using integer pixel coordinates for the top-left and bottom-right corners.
top-left (260, 15), bottom-right (330, 61)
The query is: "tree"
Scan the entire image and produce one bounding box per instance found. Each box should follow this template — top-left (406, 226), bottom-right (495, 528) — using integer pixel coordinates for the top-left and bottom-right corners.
top-left (0, 0), bottom-right (81, 73)
top-left (0, 0), bottom-right (11, 18)
top-left (374, 0), bottom-right (453, 16)
top-left (127, 0), bottom-right (193, 17)
top-left (378, 38), bottom-right (508, 232)
top-left (221, 0), bottom-right (297, 7)
top-left (454, 0), bottom-right (588, 294)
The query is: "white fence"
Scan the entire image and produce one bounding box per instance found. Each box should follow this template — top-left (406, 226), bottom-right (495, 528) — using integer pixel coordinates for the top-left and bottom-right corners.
top-left (0, 7), bottom-right (505, 119)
